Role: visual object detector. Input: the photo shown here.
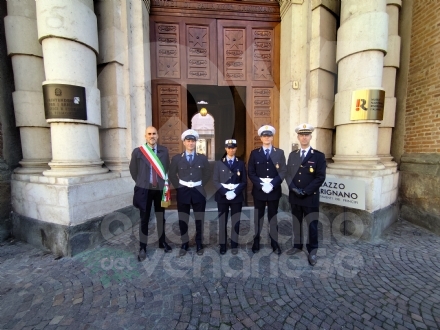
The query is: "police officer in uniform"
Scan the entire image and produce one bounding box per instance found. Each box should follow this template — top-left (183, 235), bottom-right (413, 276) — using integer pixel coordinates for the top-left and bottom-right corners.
top-left (285, 123), bottom-right (326, 266)
top-left (169, 129), bottom-right (211, 256)
top-left (248, 125), bottom-right (287, 254)
top-left (213, 139), bottom-right (247, 255)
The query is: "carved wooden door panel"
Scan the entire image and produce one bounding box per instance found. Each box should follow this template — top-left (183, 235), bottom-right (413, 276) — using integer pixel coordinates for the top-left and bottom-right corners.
top-left (217, 20), bottom-right (280, 152)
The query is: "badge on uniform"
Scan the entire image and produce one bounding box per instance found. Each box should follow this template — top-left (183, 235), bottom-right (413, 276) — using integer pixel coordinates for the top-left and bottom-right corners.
top-left (310, 167), bottom-right (314, 173)
top-left (237, 170), bottom-right (241, 176)
top-left (276, 164), bottom-right (279, 169)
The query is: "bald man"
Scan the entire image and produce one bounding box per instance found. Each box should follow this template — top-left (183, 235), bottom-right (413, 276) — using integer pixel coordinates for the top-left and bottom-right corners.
top-left (130, 126), bottom-right (172, 261)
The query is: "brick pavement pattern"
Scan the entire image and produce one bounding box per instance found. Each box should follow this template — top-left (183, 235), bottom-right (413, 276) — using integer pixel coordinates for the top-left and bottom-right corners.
top-left (1, 215), bottom-right (440, 330)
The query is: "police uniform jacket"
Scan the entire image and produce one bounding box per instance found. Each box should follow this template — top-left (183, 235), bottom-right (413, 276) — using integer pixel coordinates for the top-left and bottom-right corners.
top-left (285, 147), bottom-right (326, 207)
top-left (169, 152), bottom-right (211, 204)
top-left (129, 144), bottom-right (170, 211)
top-left (213, 157), bottom-right (247, 204)
top-left (248, 147), bottom-right (287, 201)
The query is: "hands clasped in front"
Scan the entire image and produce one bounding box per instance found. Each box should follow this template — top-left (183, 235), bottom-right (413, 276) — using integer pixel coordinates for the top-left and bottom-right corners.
top-left (260, 182), bottom-right (273, 194)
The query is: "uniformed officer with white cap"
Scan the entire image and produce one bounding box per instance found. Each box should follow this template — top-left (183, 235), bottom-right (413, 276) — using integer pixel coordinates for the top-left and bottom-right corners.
top-left (285, 123), bottom-right (326, 266)
top-left (213, 139), bottom-right (247, 255)
top-left (248, 125), bottom-right (287, 254)
top-left (169, 129), bottom-right (211, 256)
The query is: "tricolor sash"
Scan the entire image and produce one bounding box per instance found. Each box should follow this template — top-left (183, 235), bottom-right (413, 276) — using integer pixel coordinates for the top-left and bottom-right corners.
top-left (139, 144), bottom-right (171, 207)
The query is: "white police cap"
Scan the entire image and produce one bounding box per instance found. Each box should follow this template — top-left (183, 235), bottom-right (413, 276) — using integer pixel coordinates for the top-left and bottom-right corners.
top-left (257, 125), bottom-right (276, 136)
top-left (225, 139), bottom-right (237, 147)
top-left (181, 129), bottom-right (199, 141)
top-left (295, 123), bottom-right (314, 134)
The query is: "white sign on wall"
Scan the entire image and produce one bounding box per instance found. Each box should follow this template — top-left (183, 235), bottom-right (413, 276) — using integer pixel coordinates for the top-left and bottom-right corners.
top-left (319, 177), bottom-right (366, 210)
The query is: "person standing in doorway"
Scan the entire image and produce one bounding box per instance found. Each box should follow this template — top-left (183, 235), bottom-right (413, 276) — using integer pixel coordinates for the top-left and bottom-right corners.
top-left (213, 139), bottom-right (247, 255)
top-left (285, 123), bottom-right (326, 266)
top-left (169, 129), bottom-right (211, 256)
top-left (248, 125), bottom-right (287, 254)
top-left (129, 126), bottom-right (172, 262)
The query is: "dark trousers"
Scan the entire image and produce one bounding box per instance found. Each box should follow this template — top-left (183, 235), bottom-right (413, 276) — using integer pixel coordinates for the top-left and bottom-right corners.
top-left (253, 199), bottom-right (279, 245)
top-left (178, 200), bottom-right (206, 244)
top-left (217, 202), bottom-right (242, 248)
top-left (290, 203), bottom-right (319, 254)
top-left (139, 188), bottom-right (165, 250)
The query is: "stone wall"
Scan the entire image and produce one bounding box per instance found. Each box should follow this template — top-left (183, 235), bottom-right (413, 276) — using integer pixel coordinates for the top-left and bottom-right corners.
top-left (397, 1), bottom-right (440, 234)
top-left (0, 1), bottom-right (22, 241)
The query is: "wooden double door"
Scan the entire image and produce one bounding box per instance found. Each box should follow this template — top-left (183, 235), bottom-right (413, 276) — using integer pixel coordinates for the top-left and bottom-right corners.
top-left (150, 15), bottom-right (280, 162)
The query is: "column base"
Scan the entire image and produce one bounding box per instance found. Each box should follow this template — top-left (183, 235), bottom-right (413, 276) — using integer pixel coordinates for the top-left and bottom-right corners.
top-left (43, 161), bottom-right (109, 177)
top-left (14, 159), bottom-right (50, 174)
top-left (102, 158), bottom-right (130, 172)
top-left (329, 155), bottom-right (386, 170)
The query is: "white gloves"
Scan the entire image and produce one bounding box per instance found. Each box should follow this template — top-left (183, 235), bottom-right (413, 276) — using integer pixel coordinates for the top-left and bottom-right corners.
top-left (225, 191), bottom-right (236, 200)
top-left (261, 182), bottom-right (273, 193)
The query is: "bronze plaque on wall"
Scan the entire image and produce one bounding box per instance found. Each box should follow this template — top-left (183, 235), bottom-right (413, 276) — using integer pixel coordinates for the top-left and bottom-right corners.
top-left (43, 84), bottom-right (87, 120)
top-left (350, 89), bottom-right (385, 121)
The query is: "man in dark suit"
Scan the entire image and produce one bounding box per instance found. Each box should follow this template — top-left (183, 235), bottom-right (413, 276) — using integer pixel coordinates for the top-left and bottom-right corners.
top-left (213, 139), bottom-right (247, 255)
top-left (285, 123), bottom-right (326, 266)
top-left (129, 126), bottom-right (172, 262)
top-left (248, 125), bottom-right (287, 254)
top-left (169, 129), bottom-right (211, 256)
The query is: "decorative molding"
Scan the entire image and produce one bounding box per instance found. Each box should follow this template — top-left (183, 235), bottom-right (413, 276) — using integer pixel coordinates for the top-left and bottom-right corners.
top-left (143, 0), bottom-right (151, 13)
top-left (151, 0), bottom-right (280, 16)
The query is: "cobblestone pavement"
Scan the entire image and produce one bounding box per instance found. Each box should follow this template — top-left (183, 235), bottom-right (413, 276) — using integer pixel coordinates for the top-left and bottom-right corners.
top-left (1, 210), bottom-right (440, 330)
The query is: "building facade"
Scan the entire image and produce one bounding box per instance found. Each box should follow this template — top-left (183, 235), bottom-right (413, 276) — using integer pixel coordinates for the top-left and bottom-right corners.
top-left (0, 0), bottom-right (438, 256)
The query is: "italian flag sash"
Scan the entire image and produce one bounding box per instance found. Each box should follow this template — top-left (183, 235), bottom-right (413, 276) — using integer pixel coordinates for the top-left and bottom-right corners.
top-left (139, 144), bottom-right (171, 207)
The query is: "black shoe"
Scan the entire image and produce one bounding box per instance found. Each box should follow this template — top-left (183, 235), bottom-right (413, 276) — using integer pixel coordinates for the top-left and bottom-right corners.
top-left (138, 248), bottom-right (146, 262)
top-left (220, 244), bottom-right (226, 255)
top-left (272, 243), bottom-right (281, 255)
top-left (160, 242), bottom-right (172, 253)
top-left (251, 239), bottom-right (260, 253)
top-left (286, 247), bottom-right (302, 255)
top-left (196, 244), bottom-right (204, 256)
top-left (308, 254), bottom-right (317, 266)
top-left (179, 243), bottom-right (188, 257)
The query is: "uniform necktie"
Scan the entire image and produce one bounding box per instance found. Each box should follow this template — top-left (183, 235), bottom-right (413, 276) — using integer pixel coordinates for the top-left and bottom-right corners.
top-left (301, 150), bottom-right (306, 162)
top-left (228, 159), bottom-right (233, 168)
top-left (152, 148), bottom-right (157, 187)
top-left (188, 154), bottom-right (193, 165)
top-left (265, 149), bottom-right (270, 160)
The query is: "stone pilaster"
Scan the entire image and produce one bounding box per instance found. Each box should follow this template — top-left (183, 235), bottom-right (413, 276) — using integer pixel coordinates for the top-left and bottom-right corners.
top-left (4, 0), bottom-right (51, 174)
top-left (309, 1), bottom-right (339, 159)
top-left (127, 0), bottom-right (152, 149)
top-left (379, 0), bottom-right (401, 168)
top-left (279, 0), bottom-right (310, 159)
top-left (36, 0), bottom-right (108, 177)
top-left (95, 0), bottom-right (129, 172)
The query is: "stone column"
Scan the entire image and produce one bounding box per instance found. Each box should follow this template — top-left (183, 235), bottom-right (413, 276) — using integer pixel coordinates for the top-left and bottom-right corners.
top-left (326, 0), bottom-right (399, 240)
top-left (4, 0), bottom-right (51, 174)
top-left (95, 0), bottom-right (129, 172)
top-left (331, 0), bottom-right (388, 170)
top-left (378, 0), bottom-right (401, 168)
top-left (309, 0), bottom-right (339, 159)
top-left (36, 0), bottom-right (108, 177)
